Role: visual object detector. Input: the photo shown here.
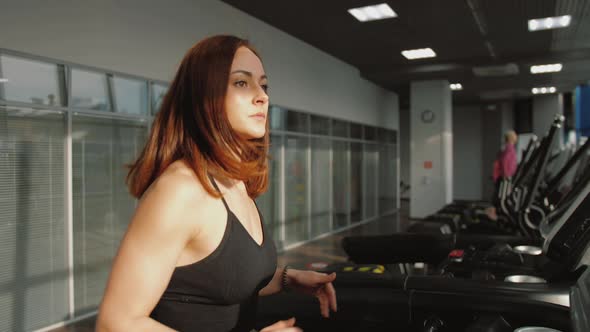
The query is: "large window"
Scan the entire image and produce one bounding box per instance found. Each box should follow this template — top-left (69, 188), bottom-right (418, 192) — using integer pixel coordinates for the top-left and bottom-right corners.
top-left (70, 68), bottom-right (110, 111)
top-left (0, 106), bottom-right (69, 331)
top-left (112, 76), bottom-right (148, 115)
top-left (71, 115), bottom-right (147, 315)
top-left (0, 55), bottom-right (65, 106)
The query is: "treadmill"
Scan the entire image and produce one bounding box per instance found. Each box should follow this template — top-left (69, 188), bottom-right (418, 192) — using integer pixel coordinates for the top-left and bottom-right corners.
top-left (341, 117), bottom-right (590, 266)
top-left (341, 155), bottom-right (590, 277)
top-left (409, 116), bottom-right (563, 237)
top-left (256, 166), bottom-right (590, 332)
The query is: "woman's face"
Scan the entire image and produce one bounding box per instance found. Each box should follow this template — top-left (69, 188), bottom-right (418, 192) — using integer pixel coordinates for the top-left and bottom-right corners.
top-left (225, 46), bottom-right (269, 140)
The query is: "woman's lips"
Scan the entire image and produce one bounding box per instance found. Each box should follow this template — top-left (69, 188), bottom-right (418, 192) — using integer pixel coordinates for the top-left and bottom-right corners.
top-left (251, 113), bottom-right (266, 120)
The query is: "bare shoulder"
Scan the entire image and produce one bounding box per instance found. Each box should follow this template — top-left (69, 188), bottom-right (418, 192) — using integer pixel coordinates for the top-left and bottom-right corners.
top-left (133, 161), bottom-right (213, 233)
top-left (144, 161), bottom-right (205, 202)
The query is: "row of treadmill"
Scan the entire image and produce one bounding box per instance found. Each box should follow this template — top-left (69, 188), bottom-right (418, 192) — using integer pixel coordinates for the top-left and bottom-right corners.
top-left (257, 115), bottom-right (590, 332)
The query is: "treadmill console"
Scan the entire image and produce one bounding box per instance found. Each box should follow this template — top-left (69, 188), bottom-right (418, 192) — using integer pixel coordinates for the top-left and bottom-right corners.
top-left (442, 244), bottom-right (536, 279)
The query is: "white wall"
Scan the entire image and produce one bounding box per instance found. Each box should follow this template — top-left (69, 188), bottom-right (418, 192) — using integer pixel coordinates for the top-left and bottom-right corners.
top-left (379, 93), bottom-right (400, 130)
top-left (406, 102), bottom-right (510, 202)
top-left (410, 80), bottom-right (453, 218)
top-left (481, 108), bottom-right (504, 199)
top-left (533, 94), bottom-right (563, 147)
top-left (0, 0), bottom-right (398, 127)
top-left (399, 108), bottom-right (410, 198)
top-left (452, 106), bottom-right (483, 200)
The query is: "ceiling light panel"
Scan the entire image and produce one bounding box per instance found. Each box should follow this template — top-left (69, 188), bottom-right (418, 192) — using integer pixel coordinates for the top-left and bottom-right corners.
top-left (450, 83), bottom-right (463, 91)
top-left (530, 63), bottom-right (563, 74)
top-left (528, 15), bottom-right (571, 31)
top-left (401, 48), bottom-right (436, 60)
top-left (532, 86), bottom-right (557, 94)
top-left (348, 3), bottom-right (397, 22)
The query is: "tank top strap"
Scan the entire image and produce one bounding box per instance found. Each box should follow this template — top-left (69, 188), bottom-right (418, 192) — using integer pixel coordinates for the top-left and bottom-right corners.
top-left (207, 174), bottom-right (230, 211)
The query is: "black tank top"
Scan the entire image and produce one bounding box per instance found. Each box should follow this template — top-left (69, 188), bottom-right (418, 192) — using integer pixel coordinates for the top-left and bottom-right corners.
top-left (150, 177), bottom-right (277, 331)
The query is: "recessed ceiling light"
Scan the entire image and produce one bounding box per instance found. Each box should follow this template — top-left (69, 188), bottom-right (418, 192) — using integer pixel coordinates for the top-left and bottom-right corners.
top-left (530, 63), bottom-right (563, 74)
top-left (401, 48), bottom-right (436, 60)
top-left (528, 15), bottom-right (571, 31)
top-left (532, 86), bottom-right (557, 94)
top-left (450, 83), bottom-right (463, 91)
top-left (348, 3), bottom-right (397, 22)
top-left (0, 78), bottom-right (8, 83)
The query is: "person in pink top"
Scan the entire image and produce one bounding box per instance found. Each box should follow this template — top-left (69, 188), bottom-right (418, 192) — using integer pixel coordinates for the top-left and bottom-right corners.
top-left (493, 130), bottom-right (518, 182)
top-left (488, 130), bottom-right (518, 220)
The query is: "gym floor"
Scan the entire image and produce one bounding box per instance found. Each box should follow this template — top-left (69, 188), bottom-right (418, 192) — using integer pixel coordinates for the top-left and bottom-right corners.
top-left (50, 202), bottom-right (409, 332)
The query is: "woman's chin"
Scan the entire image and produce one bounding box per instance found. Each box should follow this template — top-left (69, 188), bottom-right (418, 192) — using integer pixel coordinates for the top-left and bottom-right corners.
top-left (240, 130), bottom-right (266, 140)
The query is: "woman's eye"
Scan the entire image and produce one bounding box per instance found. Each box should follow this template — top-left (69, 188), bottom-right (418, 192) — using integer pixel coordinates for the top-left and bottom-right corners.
top-left (261, 84), bottom-right (269, 93)
top-left (235, 81), bottom-right (247, 88)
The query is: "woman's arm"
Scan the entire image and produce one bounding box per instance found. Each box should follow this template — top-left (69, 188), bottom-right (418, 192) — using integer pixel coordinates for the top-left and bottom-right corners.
top-left (259, 267), bottom-right (338, 318)
top-left (96, 174), bottom-right (205, 332)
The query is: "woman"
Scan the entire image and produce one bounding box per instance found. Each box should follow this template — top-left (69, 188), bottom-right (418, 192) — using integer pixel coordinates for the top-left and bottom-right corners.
top-left (487, 130), bottom-right (518, 220)
top-left (96, 35), bottom-right (337, 332)
top-left (493, 130), bottom-right (518, 183)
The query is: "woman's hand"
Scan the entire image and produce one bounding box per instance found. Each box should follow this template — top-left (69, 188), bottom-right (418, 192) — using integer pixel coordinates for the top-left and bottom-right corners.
top-left (287, 269), bottom-right (337, 318)
top-left (260, 317), bottom-right (302, 332)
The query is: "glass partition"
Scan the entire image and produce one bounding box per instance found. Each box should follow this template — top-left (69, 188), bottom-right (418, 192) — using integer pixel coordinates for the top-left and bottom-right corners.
top-left (310, 114), bottom-right (330, 135)
top-left (286, 110), bottom-right (309, 133)
top-left (311, 137), bottom-right (331, 238)
top-left (350, 142), bottom-right (363, 223)
top-left (269, 105), bottom-right (286, 130)
top-left (332, 140), bottom-right (350, 229)
top-left (332, 119), bottom-right (349, 138)
top-left (379, 144), bottom-right (397, 214)
top-left (257, 134), bottom-right (283, 249)
top-left (364, 125), bottom-right (376, 141)
top-left (363, 143), bottom-right (378, 219)
top-left (284, 135), bottom-right (309, 245)
top-left (350, 123), bottom-right (362, 139)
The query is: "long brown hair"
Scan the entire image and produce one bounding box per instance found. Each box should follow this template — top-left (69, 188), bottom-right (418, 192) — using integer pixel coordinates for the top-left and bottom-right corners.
top-left (127, 35), bottom-right (269, 199)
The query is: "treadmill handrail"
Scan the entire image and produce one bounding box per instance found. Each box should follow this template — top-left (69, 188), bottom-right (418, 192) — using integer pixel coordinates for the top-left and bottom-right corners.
top-left (522, 115), bottom-right (563, 213)
top-left (511, 135), bottom-right (538, 189)
top-left (513, 139), bottom-right (542, 189)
